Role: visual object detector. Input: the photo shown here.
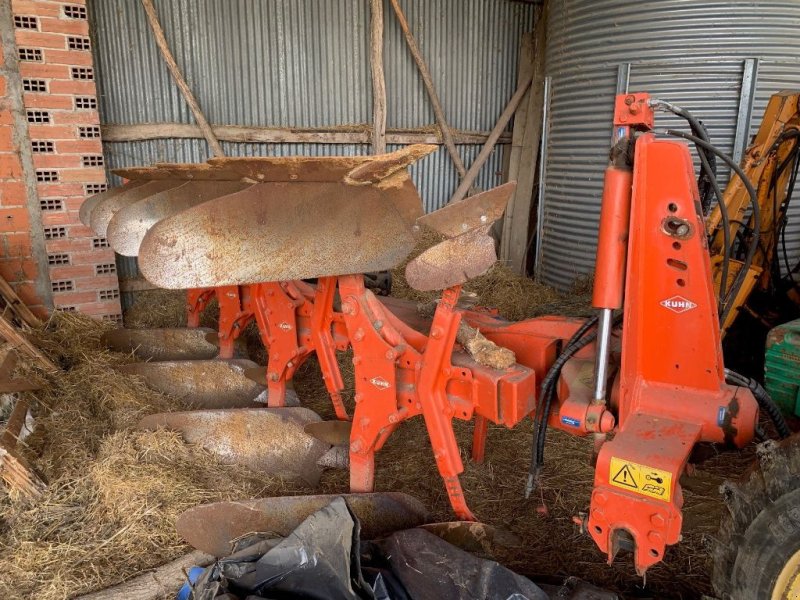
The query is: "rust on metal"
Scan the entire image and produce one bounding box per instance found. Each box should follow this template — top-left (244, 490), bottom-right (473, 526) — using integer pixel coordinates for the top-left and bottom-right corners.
top-left (137, 407), bottom-right (327, 486)
top-left (418, 182), bottom-right (516, 238)
top-left (106, 181), bottom-right (252, 257)
top-left (242, 367), bottom-right (301, 406)
top-left (112, 163), bottom-right (244, 182)
top-left (109, 166), bottom-right (178, 180)
top-left (102, 327), bottom-right (219, 361)
top-left (176, 492), bottom-right (430, 556)
top-left (418, 521), bottom-right (522, 553)
top-left (317, 445), bottom-right (349, 469)
top-left (89, 180), bottom-right (184, 237)
top-left (304, 420), bottom-right (352, 446)
top-left (206, 155), bottom-right (368, 182)
top-left (204, 145), bottom-right (433, 184)
top-left (117, 359), bottom-right (266, 409)
top-left (405, 225), bottom-right (497, 291)
top-left (79, 180), bottom-right (148, 227)
top-left (243, 366), bottom-right (267, 386)
top-left (344, 144), bottom-right (437, 185)
top-left (138, 180), bottom-right (420, 288)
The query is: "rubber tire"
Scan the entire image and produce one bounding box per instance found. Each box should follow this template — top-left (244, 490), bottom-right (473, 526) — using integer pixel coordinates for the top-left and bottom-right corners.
top-left (712, 436), bottom-right (800, 600)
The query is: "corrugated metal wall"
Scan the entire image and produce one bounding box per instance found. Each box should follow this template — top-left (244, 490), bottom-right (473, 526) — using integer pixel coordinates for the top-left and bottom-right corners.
top-left (89, 0), bottom-right (532, 194)
top-left (87, 0), bottom-right (534, 289)
top-left (540, 0), bottom-right (800, 289)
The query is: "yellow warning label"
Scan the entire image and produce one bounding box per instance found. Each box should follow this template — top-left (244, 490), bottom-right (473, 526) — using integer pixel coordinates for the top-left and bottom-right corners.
top-left (609, 457), bottom-right (672, 502)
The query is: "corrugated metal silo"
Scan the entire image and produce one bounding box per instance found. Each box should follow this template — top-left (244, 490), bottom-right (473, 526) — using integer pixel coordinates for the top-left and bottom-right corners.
top-left (538, 0), bottom-right (800, 289)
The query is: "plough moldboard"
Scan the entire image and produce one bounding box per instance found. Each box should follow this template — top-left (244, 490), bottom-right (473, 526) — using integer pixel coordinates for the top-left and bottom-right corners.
top-left (82, 143), bottom-right (578, 548)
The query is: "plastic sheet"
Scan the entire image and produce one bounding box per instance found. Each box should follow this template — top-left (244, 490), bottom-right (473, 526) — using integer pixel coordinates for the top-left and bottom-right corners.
top-left (190, 496), bottom-right (551, 600)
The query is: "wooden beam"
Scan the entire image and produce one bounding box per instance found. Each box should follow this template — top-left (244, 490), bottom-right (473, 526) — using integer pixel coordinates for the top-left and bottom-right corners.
top-left (388, 0), bottom-right (466, 178)
top-left (0, 313), bottom-right (59, 372)
top-left (500, 32), bottom-right (534, 264)
top-left (0, 275), bottom-right (42, 329)
top-left (100, 123), bottom-right (512, 146)
top-left (369, 0), bottom-right (387, 154)
top-left (503, 7), bottom-right (547, 274)
top-left (447, 70), bottom-right (533, 204)
top-left (74, 550), bottom-right (214, 600)
top-left (140, 0), bottom-right (224, 158)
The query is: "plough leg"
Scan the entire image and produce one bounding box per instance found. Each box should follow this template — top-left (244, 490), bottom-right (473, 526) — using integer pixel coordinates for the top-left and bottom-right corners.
top-left (251, 282), bottom-right (309, 407)
top-left (310, 277), bottom-right (349, 420)
top-left (216, 285), bottom-right (253, 359)
top-left (471, 415), bottom-right (488, 464)
top-left (416, 286), bottom-right (476, 521)
top-left (186, 288), bottom-right (215, 328)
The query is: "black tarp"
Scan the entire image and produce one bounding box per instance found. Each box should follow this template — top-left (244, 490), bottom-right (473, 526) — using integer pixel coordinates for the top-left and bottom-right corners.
top-left (190, 496), bottom-right (549, 600)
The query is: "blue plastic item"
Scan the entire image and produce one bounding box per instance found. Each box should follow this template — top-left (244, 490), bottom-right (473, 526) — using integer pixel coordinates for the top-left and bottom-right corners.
top-left (176, 566), bottom-right (206, 600)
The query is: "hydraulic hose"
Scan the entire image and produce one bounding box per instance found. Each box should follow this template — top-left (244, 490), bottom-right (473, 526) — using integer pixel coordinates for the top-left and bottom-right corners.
top-left (725, 369), bottom-right (790, 439)
top-left (664, 129), bottom-right (760, 326)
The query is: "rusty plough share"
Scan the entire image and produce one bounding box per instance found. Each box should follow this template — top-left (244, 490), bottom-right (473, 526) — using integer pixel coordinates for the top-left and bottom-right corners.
top-left (91, 143), bottom-right (572, 517)
top-left (82, 105), bottom-right (759, 573)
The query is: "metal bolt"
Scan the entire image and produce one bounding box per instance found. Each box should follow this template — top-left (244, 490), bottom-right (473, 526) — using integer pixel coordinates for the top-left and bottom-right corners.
top-left (676, 224), bottom-right (690, 236)
top-left (350, 440), bottom-right (362, 452)
top-left (388, 414), bottom-right (397, 424)
top-left (373, 320), bottom-right (383, 330)
top-left (431, 327), bottom-right (442, 339)
top-left (341, 302), bottom-right (353, 315)
top-left (480, 214), bottom-right (488, 223)
top-left (650, 513), bottom-right (666, 528)
top-left (385, 349), bottom-right (397, 360)
top-left (268, 372), bottom-right (279, 382)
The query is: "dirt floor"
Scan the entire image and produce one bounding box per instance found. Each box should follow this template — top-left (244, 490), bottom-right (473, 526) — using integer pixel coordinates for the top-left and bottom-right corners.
top-left (0, 255), bottom-right (761, 599)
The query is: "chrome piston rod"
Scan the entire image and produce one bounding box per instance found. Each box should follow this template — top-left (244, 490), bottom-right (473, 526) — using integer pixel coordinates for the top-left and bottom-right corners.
top-left (592, 308), bottom-right (614, 402)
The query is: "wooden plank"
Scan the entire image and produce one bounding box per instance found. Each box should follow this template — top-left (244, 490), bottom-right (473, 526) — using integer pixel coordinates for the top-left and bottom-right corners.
top-left (447, 71), bottom-right (533, 205)
top-left (0, 380), bottom-right (41, 393)
top-left (0, 446), bottom-right (45, 499)
top-left (500, 32), bottom-right (534, 263)
top-left (0, 275), bottom-right (41, 329)
top-left (140, 0), bottom-right (224, 157)
top-left (100, 123), bottom-right (511, 146)
top-left (369, 0), bottom-right (387, 154)
top-left (74, 551), bottom-right (214, 600)
top-left (505, 9), bottom-right (547, 274)
top-left (388, 0), bottom-right (466, 178)
top-left (0, 394), bottom-right (29, 449)
top-left (0, 313), bottom-right (59, 372)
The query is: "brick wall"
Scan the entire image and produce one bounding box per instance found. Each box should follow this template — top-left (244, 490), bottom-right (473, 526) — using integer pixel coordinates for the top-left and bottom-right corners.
top-left (0, 0), bottom-right (121, 321)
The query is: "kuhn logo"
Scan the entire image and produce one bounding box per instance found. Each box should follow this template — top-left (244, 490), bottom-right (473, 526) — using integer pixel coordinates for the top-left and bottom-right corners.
top-left (369, 377), bottom-right (390, 389)
top-left (660, 296), bottom-right (697, 314)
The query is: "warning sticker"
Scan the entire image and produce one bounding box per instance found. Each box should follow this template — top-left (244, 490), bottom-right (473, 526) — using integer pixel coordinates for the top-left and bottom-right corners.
top-left (609, 457), bottom-right (673, 502)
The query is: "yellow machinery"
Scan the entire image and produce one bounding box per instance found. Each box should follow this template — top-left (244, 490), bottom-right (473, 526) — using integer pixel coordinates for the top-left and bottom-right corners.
top-left (708, 91), bottom-right (800, 335)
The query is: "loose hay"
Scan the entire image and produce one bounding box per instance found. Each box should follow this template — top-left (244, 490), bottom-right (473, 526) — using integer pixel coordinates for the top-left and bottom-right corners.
top-left (0, 312), bottom-right (299, 599)
top-left (124, 289), bottom-right (219, 330)
top-left (391, 228), bottom-right (592, 320)
top-left (0, 242), bottom-right (748, 599)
